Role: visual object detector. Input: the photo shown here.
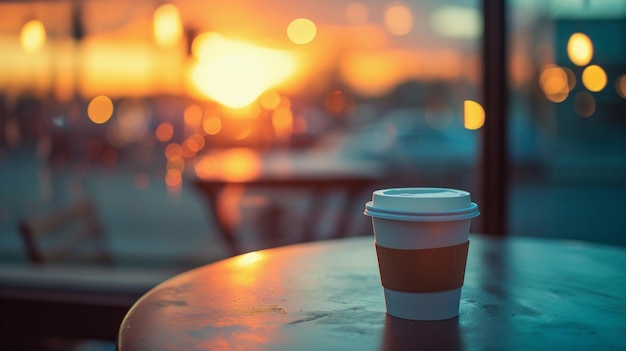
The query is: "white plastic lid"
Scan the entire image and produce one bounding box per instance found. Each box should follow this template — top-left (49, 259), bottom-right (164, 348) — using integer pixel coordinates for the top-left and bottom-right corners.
top-left (364, 187), bottom-right (479, 221)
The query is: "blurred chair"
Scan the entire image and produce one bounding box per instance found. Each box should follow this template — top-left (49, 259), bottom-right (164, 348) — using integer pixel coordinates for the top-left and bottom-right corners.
top-left (6, 197), bottom-right (176, 348)
top-left (18, 197), bottom-right (113, 266)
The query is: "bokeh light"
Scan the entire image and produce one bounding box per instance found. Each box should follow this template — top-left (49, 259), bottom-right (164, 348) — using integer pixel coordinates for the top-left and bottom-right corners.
top-left (165, 168), bottom-right (182, 188)
top-left (567, 32), bottom-right (593, 67)
top-left (20, 20), bottom-right (46, 53)
top-left (384, 2), bottom-right (413, 36)
top-left (185, 133), bottom-right (206, 153)
top-left (260, 91), bottom-right (282, 110)
top-left (463, 100), bottom-right (485, 130)
top-left (539, 65), bottom-right (569, 103)
top-left (617, 75), bottom-right (626, 99)
top-left (165, 143), bottom-right (183, 160)
top-left (346, 2), bottom-right (369, 25)
top-left (87, 95), bottom-right (114, 124)
top-left (287, 18), bottom-right (317, 45)
top-left (582, 65), bottom-right (607, 92)
top-left (573, 91), bottom-right (596, 118)
top-left (153, 4), bottom-right (183, 48)
top-left (156, 122), bottom-right (174, 142)
top-left (202, 116), bottom-right (222, 135)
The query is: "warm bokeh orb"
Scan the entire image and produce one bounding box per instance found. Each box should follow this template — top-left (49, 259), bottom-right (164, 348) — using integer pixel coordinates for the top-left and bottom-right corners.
top-left (287, 18), bottom-right (317, 45)
top-left (87, 95), bottom-right (114, 124)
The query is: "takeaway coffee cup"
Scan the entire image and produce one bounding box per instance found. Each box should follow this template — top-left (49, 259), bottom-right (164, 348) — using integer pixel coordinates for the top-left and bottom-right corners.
top-left (364, 188), bottom-right (479, 320)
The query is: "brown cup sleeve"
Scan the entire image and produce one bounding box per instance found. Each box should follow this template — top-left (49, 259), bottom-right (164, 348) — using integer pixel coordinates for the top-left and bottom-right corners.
top-left (375, 241), bottom-right (469, 293)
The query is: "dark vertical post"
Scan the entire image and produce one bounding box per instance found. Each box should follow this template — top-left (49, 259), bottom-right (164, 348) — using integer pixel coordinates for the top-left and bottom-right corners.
top-left (480, 0), bottom-right (508, 235)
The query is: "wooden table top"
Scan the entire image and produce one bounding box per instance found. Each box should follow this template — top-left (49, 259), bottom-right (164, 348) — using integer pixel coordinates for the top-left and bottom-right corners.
top-left (118, 234), bottom-right (626, 351)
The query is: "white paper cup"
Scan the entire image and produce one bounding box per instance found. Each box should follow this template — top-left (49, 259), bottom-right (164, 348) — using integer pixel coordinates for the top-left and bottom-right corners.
top-left (364, 188), bottom-right (479, 320)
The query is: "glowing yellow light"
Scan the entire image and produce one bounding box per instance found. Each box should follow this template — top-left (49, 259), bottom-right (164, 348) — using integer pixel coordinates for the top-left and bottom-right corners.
top-left (260, 91), bottom-right (282, 110)
top-left (384, 2), bottom-right (413, 36)
top-left (156, 122), bottom-right (174, 142)
top-left (184, 104), bottom-right (203, 128)
top-left (190, 37), bottom-right (297, 108)
top-left (20, 20), bottom-right (46, 53)
top-left (87, 95), bottom-right (114, 124)
top-left (234, 251), bottom-right (265, 267)
top-left (617, 75), bottom-right (626, 99)
top-left (287, 18), bottom-right (317, 45)
top-left (573, 92), bottom-right (596, 118)
top-left (582, 65), bottom-right (607, 92)
top-left (567, 33), bottom-right (593, 67)
top-left (463, 100), bottom-right (485, 130)
top-left (346, 2), bottom-right (369, 25)
top-left (539, 65), bottom-right (570, 102)
top-left (202, 116), bottom-right (222, 135)
top-left (153, 4), bottom-right (183, 48)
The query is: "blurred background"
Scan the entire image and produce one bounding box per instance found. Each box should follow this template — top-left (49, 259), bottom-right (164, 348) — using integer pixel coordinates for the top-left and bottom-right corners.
top-left (1, 0), bottom-right (625, 271)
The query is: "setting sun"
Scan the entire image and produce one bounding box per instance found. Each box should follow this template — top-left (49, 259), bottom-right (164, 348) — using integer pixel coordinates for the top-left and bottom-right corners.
top-left (190, 35), bottom-right (297, 108)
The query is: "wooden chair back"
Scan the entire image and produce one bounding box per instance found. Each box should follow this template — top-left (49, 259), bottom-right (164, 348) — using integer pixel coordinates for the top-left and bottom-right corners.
top-left (18, 198), bottom-right (113, 266)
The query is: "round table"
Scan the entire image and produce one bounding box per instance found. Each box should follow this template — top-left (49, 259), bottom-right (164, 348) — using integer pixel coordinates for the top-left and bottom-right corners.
top-left (118, 234), bottom-right (626, 351)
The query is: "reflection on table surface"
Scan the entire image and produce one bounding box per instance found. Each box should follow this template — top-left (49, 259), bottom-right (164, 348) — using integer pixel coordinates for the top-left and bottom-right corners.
top-left (119, 234), bottom-right (626, 351)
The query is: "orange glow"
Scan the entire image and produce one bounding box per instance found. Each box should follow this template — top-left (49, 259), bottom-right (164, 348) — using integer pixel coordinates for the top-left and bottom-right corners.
top-left (582, 65), bottom-right (607, 92)
top-left (156, 122), bottom-right (174, 142)
top-left (617, 75), bottom-right (626, 99)
top-left (384, 2), bottom-right (413, 36)
top-left (165, 143), bottom-right (182, 160)
top-left (339, 51), bottom-right (413, 96)
top-left (194, 148), bottom-right (261, 182)
top-left (567, 33), bottom-right (593, 67)
top-left (346, 2), bottom-right (369, 25)
top-left (190, 35), bottom-right (297, 108)
top-left (287, 18), bottom-right (317, 45)
top-left (153, 4), bottom-right (183, 48)
top-left (539, 65), bottom-right (569, 103)
top-left (20, 20), bottom-right (46, 53)
top-left (134, 173), bottom-right (150, 190)
top-left (260, 91), bottom-right (282, 110)
top-left (184, 104), bottom-right (203, 128)
top-left (272, 107), bottom-right (294, 140)
top-left (463, 100), bottom-right (485, 130)
top-left (87, 95), bottom-right (114, 124)
top-left (165, 168), bottom-right (182, 187)
top-left (202, 116), bottom-right (222, 135)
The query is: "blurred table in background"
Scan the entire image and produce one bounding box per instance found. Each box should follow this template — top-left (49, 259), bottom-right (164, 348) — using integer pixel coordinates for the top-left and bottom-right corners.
top-left (118, 234), bottom-right (626, 351)
top-left (190, 149), bottom-right (384, 255)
